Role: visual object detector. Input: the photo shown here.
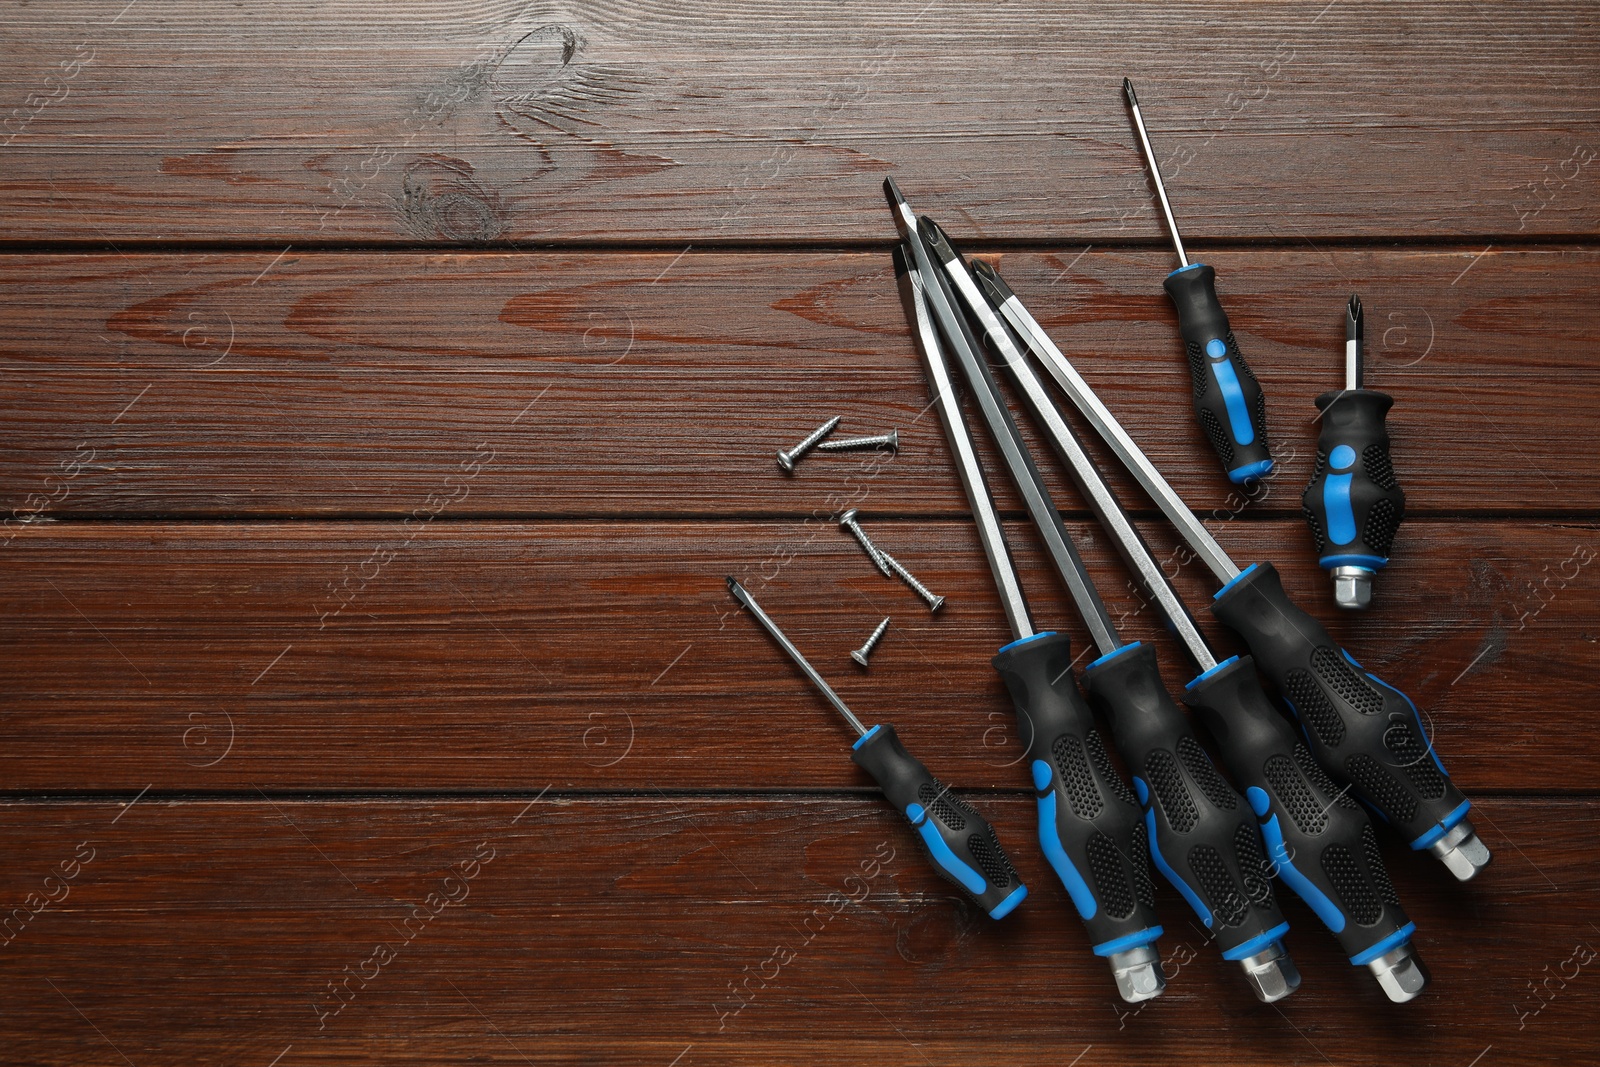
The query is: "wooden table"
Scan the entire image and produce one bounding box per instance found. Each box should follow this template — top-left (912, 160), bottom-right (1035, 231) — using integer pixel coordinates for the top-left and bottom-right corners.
top-left (2, 3), bottom-right (1597, 1063)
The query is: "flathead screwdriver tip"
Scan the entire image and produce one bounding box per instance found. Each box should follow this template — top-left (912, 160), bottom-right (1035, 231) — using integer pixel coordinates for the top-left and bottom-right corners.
top-left (725, 576), bottom-right (745, 600)
top-left (882, 177), bottom-right (917, 239)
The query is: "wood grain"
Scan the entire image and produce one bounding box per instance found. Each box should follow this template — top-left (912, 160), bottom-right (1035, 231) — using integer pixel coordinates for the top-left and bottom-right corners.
top-left (1, 518), bottom-right (1589, 792)
top-left (0, 2), bottom-right (1596, 242)
top-left (2, 248), bottom-right (1597, 518)
top-left (0, 796), bottom-right (1593, 1066)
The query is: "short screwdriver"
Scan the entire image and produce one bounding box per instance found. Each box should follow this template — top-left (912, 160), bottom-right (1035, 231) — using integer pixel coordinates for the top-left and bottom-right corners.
top-left (975, 264), bottom-right (1490, 881)
top-left (725, 577), bottom-right (1028, 919)
top-left (1303, 295), bottom-right (1406, 610)
top-left (957, 256), bottom-right (1426, 1000)
top-left (894, 243), bottom-right (1167, 1003)
top-left (898, 203), bottom-right (1298, 1002)
top-left (1124, 79), bottom-right (1274, 485)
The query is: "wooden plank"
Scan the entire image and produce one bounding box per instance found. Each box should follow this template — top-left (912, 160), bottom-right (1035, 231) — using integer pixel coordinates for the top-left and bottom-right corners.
top-left (0, 795), bottom-right (1592, 1065)
top-left (1, 518), bottom-right (1588, 792)
top-left (1, 2), bottom-right (1596, 242)
top-left (3, 248), bottom-right (1597, 518)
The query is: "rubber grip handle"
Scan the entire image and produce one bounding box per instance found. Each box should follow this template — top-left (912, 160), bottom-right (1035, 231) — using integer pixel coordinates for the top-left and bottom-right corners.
top-left (1163, 264), bottom-right (1273, 484)
top-left (1302, 389), bottom-right (1405, 569)
top-left (991, 632), bottom-right (1164, 955)
top-left (1081, 641), bottom-right (1288, 959)
top-left (1184, 655), bottom-right (1416, 964)
top-left (1210, 562), bottom-right (1471, 849)
top-left (850, 723), bottom-right (1028, 919)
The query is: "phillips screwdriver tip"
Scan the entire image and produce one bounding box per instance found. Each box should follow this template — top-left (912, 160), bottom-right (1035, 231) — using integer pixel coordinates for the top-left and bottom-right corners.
top-left (1123, 77), bottom-right (1137, 104)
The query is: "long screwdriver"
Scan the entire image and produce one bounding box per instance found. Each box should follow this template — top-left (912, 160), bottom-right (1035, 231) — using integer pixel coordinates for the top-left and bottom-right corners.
top-left (1124, 79), bottom-right (1273, 485)
top-left (975, 263), bottom-right (1491, 882)
top-left (1302, 295), bottom-right (1406, 610)
top-left (945, 256), bottom-right (1428, 1001)
top-left (894, 245), bottom-right (1166, 1003)
top-left (891, 195), bottom-right (1297, 1003)
top-left (725, 577), bottom-right (1028, 919)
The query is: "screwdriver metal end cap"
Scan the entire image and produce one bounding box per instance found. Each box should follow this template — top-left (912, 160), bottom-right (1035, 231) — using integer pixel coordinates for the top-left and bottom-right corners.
top-left (1238, 941), bottom-right (1301, 1003)
top-left (1368, 942), bottom-right (1430, 1003)
top-left (1108, 944), bottom-right (1166, 1004)
top-left (1428, 820), bottom-right (1492, 881)
top-left (1331, 565), bottom-right (1375, 610)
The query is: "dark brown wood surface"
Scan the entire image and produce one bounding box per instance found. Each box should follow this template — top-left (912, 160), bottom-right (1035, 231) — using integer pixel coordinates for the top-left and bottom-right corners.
top-left (2, 2), bottom-right (1598, 1064)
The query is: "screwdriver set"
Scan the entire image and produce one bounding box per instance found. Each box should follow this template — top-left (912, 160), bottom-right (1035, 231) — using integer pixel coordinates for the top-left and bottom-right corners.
top-left (726, 81), bottom-right (1472, 1010)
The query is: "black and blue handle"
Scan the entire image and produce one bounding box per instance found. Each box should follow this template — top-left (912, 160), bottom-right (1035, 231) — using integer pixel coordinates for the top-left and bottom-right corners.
top-left (1184, 654), bottom-right (1417, 967)
top-left (1210, 562), bottom-right (1476, 857)
top-left (1164, 264), bottom-right (1273, 484)
top-left (991, 631), bottom-right (1165, 955)
top-left (1303, 389), bottom-right (1405, 573)
top-left (1081, 641), bottom-right (1290, 962)
top-left (850, 722), bottom-right (1028, 918)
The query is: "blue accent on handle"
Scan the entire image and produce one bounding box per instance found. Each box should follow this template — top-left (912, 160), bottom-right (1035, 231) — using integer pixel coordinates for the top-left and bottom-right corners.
top-left (1220, 921), bottom-right (1291, 961)
top-left (1185, 654), bottom-right (1242, 691)
top-left (1329, 444), bottom-right (1357, 470)
top-left (998, 630), bottom-right (1055, 655)
top-left (988, 884), bottom-right (1028, 919)
top-left (1319, 553), bottom-right (1388, 569)
top-left (1324, 472), bottom-right (1357, 545)
top-left (1144, 806), bottom-right (1213, 927)
top-left (1259, 814), bottom-right (1345, 934)
top-left (1167, 262), bottom-right (1206, 278)
top-left (1205, 338), bottom-right (1228, 358)
top-left (1094, 926), bottom-right (1165, 957)
top-left (1213, 562), bottom-right (1260, 600)
top-left (1410, 798), bottom-right (1472, 850)
top-left (1037, 791), bottom-right (1099, 919)
top-left (1346, 650), bottom-right (1450, 777)
top-left (1350, 922), bottom-right (1417, 967)
top-left (1133, 776), bottom-right (1149, 805)
top-left (1210, 354), bottom-right (1256, 448)
top-left (1086, 641), bottom-right (1141, 672)
top-left (1031, 759), bottom-right (1052, 792)
top-left (852, 724), bottom-right (882, 751)
top-left (1246, 786), bottom-right (1271, 817)
top-left (905, 804), bottom-right (988, 894)
top-left (1228, 459), bottom-right (1274, 484)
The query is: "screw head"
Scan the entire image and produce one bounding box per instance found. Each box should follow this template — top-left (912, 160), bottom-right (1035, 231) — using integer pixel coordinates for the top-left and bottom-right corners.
top-left (776, 450), bottom-right (796, 473)
top-left (838, 508), bottom-right (859, 526)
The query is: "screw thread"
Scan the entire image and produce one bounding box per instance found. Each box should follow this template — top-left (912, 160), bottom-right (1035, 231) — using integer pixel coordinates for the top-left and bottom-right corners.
top-left (851, 616), bottom-right (891, 666)
top-left (777, 416), bottom-right (842, 471)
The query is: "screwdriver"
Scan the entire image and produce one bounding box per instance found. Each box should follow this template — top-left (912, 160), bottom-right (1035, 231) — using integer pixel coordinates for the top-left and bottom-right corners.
top-left (892, 200), bottom-right (1297, 1003)
top-left (893, 244), bottom-right (1167, 1003)
top-left (725, 577), bottom-right (1028, 919)
top-left (974, 263), bottom-right (1491, 882)
top-left (1124, 79), bottom-right (1273, 485)
top-left (949, 258), bottom-right (1427, 1001)
top-left (1303, 296), bottom-right (1406, 610)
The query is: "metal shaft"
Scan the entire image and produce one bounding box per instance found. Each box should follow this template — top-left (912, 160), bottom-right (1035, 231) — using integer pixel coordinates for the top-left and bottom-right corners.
top-left (932, 247), bottom-right (1215, 670)
top-left (895, 249), bottom-right (1033, 641)
top-left (1347, 294), bottom-right (1364, 391)
top-left (726, 577), bottom-right (868, 737)
top-left (886, 181), bottom-right (1121, 655)
top-left (983, 273), bottom-right (1241, 585)
top-left (1126, 78), bottom-right (1190, 268)
top-left (1123, 79), bottom-right (1188, 268)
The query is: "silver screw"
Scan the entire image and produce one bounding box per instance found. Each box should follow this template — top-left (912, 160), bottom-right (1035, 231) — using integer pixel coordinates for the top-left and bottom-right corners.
top-left (882, 551), bottom-right (945, 612)
top-left (816, 429), bottom-right (899, 453)
top-left (851, 616), bottom-right (891, 668)
top-left (838, 509), bottom-right (945, 612)
top-left (777, 416), bottom-right (842, 473)
top-left (838, 508), bottom-right (893, 577)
